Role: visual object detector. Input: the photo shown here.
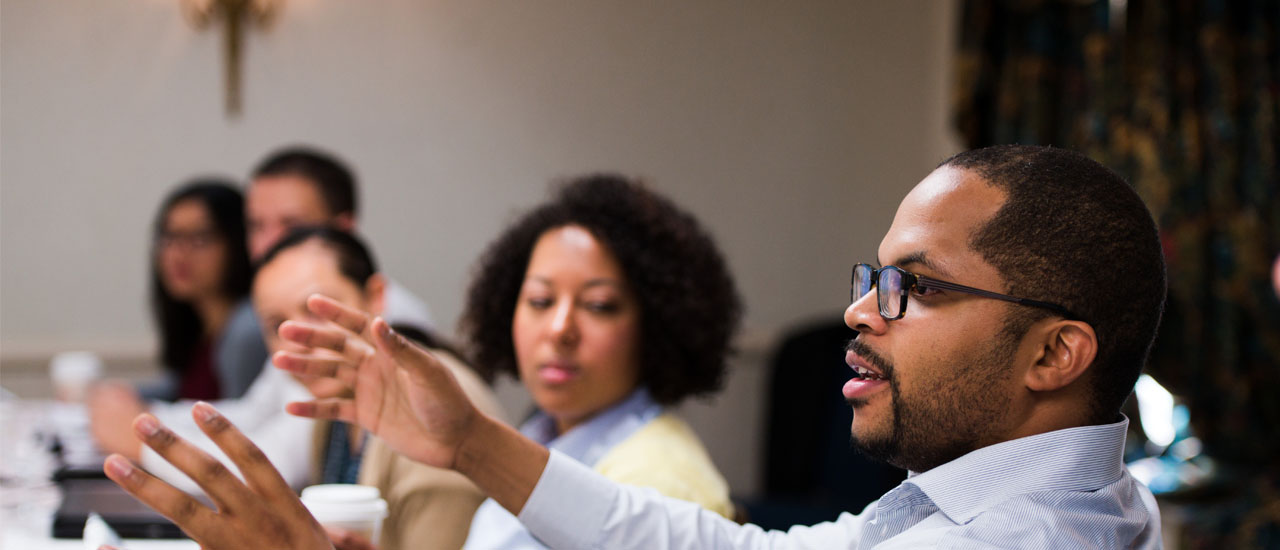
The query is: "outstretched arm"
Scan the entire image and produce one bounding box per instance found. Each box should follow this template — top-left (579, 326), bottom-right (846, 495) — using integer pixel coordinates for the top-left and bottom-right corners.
top-left (105, 295), bottom-right (854, 549)
top-left (274, 295), bottom-right (861, 550)
top-left (274, 294), bottom-right (549, 514)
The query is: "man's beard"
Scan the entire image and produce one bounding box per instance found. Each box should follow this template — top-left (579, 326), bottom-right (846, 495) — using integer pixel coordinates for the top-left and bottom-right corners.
top-left (844, 339), bottom-right (903, 465)
top-left (845, 335), bottom-right (1017, 473)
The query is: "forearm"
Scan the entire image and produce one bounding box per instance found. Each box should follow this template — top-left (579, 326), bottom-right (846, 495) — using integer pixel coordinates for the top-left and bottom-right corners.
top-left (448, 415), bottom-right (814, 550)
top-left (517, 452), bottom-right (863, 550)
top-left (453, 412), bottom-right (549, 516)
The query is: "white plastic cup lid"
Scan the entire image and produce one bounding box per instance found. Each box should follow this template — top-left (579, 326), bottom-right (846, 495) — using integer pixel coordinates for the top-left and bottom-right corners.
top-left (300, 484), bottom-right (388, 523)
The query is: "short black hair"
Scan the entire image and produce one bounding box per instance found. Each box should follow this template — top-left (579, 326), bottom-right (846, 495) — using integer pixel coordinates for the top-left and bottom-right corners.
top-left (257, 226), bottom-right (457, 354)
top-left (258, 226), bottom-right (378, 286)
top-left (461, 174), bottom-right (743, 405)
top-left (941, 145), bottom-right (1167, 422)
top-left (151, 179), bottom-right (253, 372)
top-left (251, 146), bottom-right (358, 218)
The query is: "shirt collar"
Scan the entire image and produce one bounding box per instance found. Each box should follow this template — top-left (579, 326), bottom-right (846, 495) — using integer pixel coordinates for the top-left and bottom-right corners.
top-left (520, 388), bottom-right (662, 467)
top-left (904, 416), bottom-right (1131, 524)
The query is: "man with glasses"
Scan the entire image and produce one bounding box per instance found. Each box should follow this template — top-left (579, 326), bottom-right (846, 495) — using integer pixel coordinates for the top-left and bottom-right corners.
top-left (103, 144), bottom-right (1166, 549)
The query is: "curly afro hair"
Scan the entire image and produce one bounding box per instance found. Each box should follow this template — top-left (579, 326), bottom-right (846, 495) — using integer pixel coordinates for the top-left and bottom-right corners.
top-left (461, 174), bottom-right (743, 405)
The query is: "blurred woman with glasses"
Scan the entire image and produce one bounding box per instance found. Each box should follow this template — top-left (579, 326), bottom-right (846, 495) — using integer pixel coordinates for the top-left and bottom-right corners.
top-left (89, 179), bottom-right (268, 464)
top-left (145, 179), bottom-right (267, 401)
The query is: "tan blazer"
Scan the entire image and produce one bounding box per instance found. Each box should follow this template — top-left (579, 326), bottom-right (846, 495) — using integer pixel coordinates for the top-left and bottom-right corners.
top-left (311, 349), bottom-right (507, 550)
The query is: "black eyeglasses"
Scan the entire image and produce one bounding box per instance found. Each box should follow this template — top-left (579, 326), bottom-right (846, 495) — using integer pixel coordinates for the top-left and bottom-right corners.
top-left (851, 263), bottom-right (1077, 321)
top-left (158, 229), bottom-right (221, 250)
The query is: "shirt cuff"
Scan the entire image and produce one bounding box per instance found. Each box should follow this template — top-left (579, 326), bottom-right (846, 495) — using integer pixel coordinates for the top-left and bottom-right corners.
top-left (519, 449), bottom-right (618, 549)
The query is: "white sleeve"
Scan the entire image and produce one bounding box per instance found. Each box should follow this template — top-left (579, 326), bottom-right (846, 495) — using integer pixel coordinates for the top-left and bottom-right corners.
top-left (141, 365), bottom-right (316, 495)
top-left (519, 451), bottom-right (867, 550)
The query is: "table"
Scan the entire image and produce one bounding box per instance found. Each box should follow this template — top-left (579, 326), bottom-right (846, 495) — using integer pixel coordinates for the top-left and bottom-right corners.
top-left (0, 395), bottom-right (199, 550)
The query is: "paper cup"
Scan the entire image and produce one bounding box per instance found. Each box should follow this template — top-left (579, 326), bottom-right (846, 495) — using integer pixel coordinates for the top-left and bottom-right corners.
top-left (301, 484), bottom-right (388, 545)
top-left (49, 351), bottom-right (103, 402)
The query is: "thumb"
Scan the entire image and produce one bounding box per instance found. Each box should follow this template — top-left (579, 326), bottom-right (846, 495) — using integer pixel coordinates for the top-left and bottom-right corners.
top-left (371, 317), bottom-right (434, 383)
top-left (371, 316), bottom-right (408, 356)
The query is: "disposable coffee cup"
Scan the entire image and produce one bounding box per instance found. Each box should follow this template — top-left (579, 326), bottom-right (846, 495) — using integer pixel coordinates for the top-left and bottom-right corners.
top-left (49, 351), bottom-right (103, 402)
top-left (300, 484), bottom-right (388, 545)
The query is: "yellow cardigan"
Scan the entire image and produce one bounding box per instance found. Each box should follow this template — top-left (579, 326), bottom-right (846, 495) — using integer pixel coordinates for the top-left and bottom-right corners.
top-left (592, 412), bottom-right (734, 519)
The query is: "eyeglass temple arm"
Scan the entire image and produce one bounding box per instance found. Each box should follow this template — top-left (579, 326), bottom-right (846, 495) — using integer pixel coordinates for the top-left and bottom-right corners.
top-left (917, 276), bottom-right (1076, 319)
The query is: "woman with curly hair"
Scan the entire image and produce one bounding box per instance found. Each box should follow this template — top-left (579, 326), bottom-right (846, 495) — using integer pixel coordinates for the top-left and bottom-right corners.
top-left (460, 174), bottom-right (742, 548)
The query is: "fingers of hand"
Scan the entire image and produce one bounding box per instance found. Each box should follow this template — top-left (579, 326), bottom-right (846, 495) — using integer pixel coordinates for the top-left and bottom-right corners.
top-left (273, 352), bottom-right (359, 388)
top-left (285, 398), bottom-right (356, 423)
top-left (372, 317), bottom-right (443, 385)
top-left (131, 413), bottom-right (247, 510)
top-left (307, 294), bottom-right (371, 335)
top-left (326, 526), bottom-right (377, 550)
top-left (279, 321), bottom-right (375, 368)
top-left (191, 402), bottom-right (295, 500)
top-left (103, 453), bottom-right (217, 539)
top-left (279, 320), bottom-right (351, 353)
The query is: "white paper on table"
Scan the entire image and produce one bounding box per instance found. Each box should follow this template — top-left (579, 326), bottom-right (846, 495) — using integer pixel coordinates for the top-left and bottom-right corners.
top-left (83, 512), bottom-right (124, 550)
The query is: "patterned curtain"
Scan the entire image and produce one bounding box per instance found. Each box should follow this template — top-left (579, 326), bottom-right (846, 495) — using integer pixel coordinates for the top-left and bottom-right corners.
top-left (954, 0), bottom-right (1279, 546)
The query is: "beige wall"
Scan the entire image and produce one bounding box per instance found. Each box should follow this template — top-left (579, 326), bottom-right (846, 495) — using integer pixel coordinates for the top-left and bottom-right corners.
top-left (1, 0), bottom-right (959, 357)
top-left (0, 0), bottom-right (959, 494)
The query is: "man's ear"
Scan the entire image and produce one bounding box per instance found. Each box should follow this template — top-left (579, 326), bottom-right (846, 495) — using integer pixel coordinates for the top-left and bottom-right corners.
top-left (1024, 319), bottom-right (1098, 392)
top-left (332, 213), bottom-right (357, 232)
top-left (364, 273), bottom-right (387, 318)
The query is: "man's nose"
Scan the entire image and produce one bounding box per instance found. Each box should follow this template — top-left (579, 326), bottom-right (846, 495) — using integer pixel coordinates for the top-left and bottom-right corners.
top-left (845, 288), bottom-right (888, 335)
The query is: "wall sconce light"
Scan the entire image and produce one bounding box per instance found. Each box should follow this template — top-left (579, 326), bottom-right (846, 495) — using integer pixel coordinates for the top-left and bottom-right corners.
top-left (180, 0), bottom-right (282, 117)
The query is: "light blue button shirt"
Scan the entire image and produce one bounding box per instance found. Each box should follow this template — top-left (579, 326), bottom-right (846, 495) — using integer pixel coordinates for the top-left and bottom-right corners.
top-left (463, 389), bottom-right (662, 549)
top-left (520, 416), bottom-right (1162, 549)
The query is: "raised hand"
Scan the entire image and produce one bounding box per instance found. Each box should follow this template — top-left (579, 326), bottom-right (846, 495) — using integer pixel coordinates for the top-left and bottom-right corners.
top-left (273, 294), bottom-right (481, 470)
top-left (274, 294), bottom-right (550, 514)
top-left (103, 402), bottom-right (332, 550)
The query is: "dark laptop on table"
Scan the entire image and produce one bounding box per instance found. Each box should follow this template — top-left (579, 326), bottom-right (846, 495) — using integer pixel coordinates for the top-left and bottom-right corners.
top-left (48, 416), bottom-right (189, 539)
top-left (52, 477), bottom-right (188, 539)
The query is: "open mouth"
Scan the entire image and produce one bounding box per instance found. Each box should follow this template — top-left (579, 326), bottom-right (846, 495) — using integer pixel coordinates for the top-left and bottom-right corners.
top-left (850, 364), bottom-right (886, 381)
top-left (843, 346), bottom-right (891, 401)
top-left (845, 345), bottom-right (890, 381)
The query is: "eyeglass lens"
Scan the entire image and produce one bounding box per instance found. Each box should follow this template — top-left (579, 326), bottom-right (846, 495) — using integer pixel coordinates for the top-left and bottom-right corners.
top-left (852, 264), bottom-right (907, 319)
top-left (879, 268), bottom-right (903, 318)
top-left (853, 264), bottom-right (873, 302)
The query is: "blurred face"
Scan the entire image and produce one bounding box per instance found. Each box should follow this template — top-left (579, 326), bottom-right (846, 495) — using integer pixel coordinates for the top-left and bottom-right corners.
top-left (842, 166), bottom-right (1028, 472)
top-left (513, 225), bottom-right (642, 434)
top-left (157, 199), bottom-right (228, 301)
top-left (246, 175), bottom-right (335, 261)
top-left (252, 241), bottom-right (383, 398)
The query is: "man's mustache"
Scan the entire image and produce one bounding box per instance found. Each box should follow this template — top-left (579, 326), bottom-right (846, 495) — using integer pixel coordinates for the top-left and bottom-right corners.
top-left (846, 339), bottom-right (894, 378)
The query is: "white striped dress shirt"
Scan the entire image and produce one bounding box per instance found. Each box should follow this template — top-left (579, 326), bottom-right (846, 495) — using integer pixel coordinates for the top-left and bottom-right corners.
top-left (519, 417), bottom-right (1161, 549)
